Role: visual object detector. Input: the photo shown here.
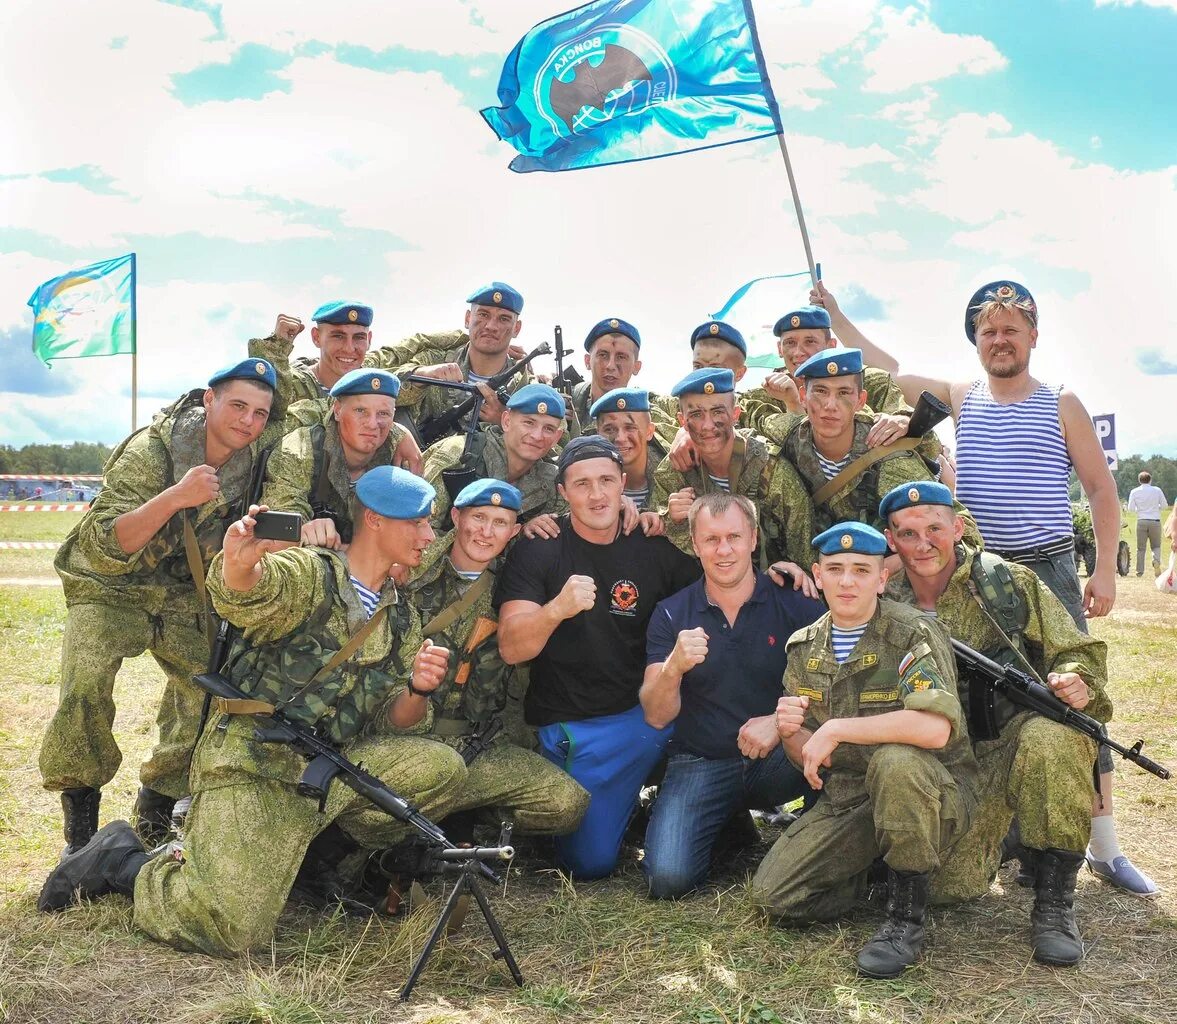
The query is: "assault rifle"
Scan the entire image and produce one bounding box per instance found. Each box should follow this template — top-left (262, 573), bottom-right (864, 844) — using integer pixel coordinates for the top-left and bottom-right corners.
top-left (952, 638), bottom-right (1171, 780)
top-left (551, 324), bottom-right (583, 395)
top-left (192, 670), bottom-right (523, 1000)
top-left (906, 390), bottom-right (951, 438)
top-left (411, 340), bottom-right (552, 448)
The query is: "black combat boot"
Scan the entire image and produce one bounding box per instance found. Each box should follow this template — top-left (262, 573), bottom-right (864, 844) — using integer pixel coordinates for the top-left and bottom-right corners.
top-left (856, 869), bottom-right (931, 978)
top-left (38, 820), bottom-right (149, 912)
top-left (61, 787), bottom-right (101, 857)
top-left (1031, 848), bottom-right (1085, 966)
top-left (132, 787), bottom-right (176, 847)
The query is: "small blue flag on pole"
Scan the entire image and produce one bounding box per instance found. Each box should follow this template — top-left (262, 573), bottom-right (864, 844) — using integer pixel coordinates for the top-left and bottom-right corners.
top-left (480, 0), bottom-right (782, 173)
top-left (27, 253), bottom-right (137, 367)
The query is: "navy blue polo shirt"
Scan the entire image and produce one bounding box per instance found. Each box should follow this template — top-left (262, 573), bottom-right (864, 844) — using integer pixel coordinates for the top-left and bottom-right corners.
top-left (645, 572), bottom-right (825, 760)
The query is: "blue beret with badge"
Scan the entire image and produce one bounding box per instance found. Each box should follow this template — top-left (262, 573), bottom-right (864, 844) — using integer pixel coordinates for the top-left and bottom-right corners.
top-left (590, 387), bottom-right (650, 418)
top-left (812, 521), bottom-right (888, 556)
top-left (690, 320), bottom-right (746, 356)
top-left (208, 357), bottom-right (277, 391)
top-left (794, 346), bottom-right (863, 380)
top-left (354, 465), bottom-right (435, 520)
top-left (584, 317), bottom-right (641, 351)
top-left (671, 367), bottom-right (736, 398)
top-left (878, 480), bottom-right (954, 521)
top-left (312, 300), bottom-right (373, 327)
top-left (453, 478), bottom-right (523, 513)
top-left (466, 281), bottom-right (523, 314)
top-left (506, 382), bottom-right (565, 418)
top-left (964, 280), bottom-right (1036, 344)
top-left (774, 306), bottom-right (831, 335)
top-left (329, 368), bottom-right (401, 399)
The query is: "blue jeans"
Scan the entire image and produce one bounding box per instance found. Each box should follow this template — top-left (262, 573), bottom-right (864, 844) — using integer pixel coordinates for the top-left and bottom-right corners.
top-left (537, 704), bottom-right (673, 879)
top-left (643, 746), bottom-right (812, 900)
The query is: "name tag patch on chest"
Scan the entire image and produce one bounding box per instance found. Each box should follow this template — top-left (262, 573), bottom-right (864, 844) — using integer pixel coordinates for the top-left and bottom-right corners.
top-left (796, 686), bottom-right (824, 703)
top-left (860, 688), bottom-right (899, 704)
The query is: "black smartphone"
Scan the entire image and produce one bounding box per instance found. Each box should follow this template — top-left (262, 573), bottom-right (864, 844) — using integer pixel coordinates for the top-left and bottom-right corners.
top-left (253, 510), bottom-right (303, 542)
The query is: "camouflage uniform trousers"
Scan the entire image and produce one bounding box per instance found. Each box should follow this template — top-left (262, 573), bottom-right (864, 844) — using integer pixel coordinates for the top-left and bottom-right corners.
top-left (430, 739), bottom-right (589, 835)
top-left (39, 600), bottom-right (208, 797)
top-left (133, 732), bottom-right (465, 956)
top-left (932, 712), bottom-right (1096, 904)
top-left (750, 744), bottom-right (972, 922)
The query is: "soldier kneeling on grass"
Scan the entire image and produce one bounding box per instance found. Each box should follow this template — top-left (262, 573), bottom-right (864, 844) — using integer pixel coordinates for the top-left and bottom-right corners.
top-left (38, 468), bottom-right (472, 956)
top-left (750, 522), bottom-right (980, 979)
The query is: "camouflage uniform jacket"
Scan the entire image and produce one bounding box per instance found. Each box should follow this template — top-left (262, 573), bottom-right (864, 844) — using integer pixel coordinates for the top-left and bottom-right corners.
top-left (650, 430), bottom-right (814, 566)
top-left (779, 413), bottom-right (978, 544)
top-left (406, 533), bottom-right (512, 745)
top-left (261, 407), bottom-right (397, 543)
top-left (884, 542), bottom-right (1112, 727)
top-left (205, 546), bottom-right (421, 785)
top-left (55, 393), bottom-right (274, 614)
top-left (784, 598), bottom-right (979, 809)
top-left (421, 426), bottom-right (559, 528)
top-left (742, 367), bottom-right (942, 462)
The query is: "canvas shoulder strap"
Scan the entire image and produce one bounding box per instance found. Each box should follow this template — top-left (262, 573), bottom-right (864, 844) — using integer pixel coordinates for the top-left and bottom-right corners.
top-left (811, 436), bottom-right (921, 508)
top-left (421, 571), bottom-right (494, 636)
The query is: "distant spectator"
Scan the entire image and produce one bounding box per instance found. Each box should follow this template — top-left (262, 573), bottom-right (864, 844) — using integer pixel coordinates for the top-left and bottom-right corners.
top-left (1127, 471), bottom-right (1168, 576)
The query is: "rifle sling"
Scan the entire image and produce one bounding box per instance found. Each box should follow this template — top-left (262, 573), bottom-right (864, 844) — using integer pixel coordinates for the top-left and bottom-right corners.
top-left (420, 571), bottom-right (493, 637)
top-left (811, 436), bottom-right (921, 508)
top-left (182, 513), bottom-right (218, 651)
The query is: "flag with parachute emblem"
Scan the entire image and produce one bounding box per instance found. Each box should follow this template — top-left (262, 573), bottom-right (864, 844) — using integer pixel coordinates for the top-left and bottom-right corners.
top-left (27, 253), bottom-right (136, 367)
top-left (480, 0), bottom-right (782, 173)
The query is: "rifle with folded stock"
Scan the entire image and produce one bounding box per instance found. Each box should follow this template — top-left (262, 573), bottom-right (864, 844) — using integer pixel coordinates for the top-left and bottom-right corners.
top-left (191, 669), bottom-right (523, 1000)
top-left (952, 638), bottom-right (1171, 780)
top-left (410, 340), bottom-right (552, 448)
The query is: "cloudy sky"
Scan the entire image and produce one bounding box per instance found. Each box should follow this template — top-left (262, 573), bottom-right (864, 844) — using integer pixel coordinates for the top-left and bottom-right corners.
top-left (2, 0), bottom-right (1176, 456)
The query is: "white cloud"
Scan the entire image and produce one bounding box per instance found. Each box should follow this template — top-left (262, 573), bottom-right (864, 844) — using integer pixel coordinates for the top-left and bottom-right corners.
top-left (770, 65), bottom-right (837, 111)
top-left (862, 6), bottom-right (1007, 93)
top-left (1094, 0), bottom-right (1177, 10)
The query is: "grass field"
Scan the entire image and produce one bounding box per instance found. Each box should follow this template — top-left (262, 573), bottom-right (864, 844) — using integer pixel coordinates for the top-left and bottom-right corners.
top-left (1, 512), bottom-right (1175, 1024)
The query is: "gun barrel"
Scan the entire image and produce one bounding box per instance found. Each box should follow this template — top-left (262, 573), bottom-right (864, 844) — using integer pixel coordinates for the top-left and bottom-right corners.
top-left (906, 390), bottom-right (952, 438)
top-left (434, 845), bottom-right (515, 862)
top-left (405, 375), bottom-right (480, 393)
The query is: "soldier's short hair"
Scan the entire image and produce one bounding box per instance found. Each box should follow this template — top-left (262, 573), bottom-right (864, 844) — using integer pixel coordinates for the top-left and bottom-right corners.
top-left (688, 492), bottom-right (758, 538)
top-left (972, 295), bottom-right (1038, 333)
top-left (1140, 470), bottom-right (1152, 484)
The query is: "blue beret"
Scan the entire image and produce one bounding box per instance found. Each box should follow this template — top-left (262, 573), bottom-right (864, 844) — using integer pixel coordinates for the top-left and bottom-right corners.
top-left (453, 478), bottom-right (522, 513)
top-left (812, 522), bottom-right (888, 556)
top-left (964, 280), bottom-right (1037, 344)
top-left (879, 480), bottom-right (955, 521)
top-left (795, 347), bottom-right (863, 380)
top-left (312, 300), bottom-right (373, 327)
top-left (774, 306), bottom-right (831, 335)
top-left (584, 317), bottom-right (641, 351)
top-left (354, 466), bottom-right (435, 520)
top-left (466, 281), bottom-right (523, 314)
top-left (690, 320), bottom-right (746, 356)
top-left (329, 368), bottom-right (401, 399)
top-left (671, 367), bottom-right (736, 398)
top-left (506, 382), bottom-right (565, 418)
top-left (590, 387), bottom-right (650, 418)
top-left (208, 358), bottom-right (277, 390)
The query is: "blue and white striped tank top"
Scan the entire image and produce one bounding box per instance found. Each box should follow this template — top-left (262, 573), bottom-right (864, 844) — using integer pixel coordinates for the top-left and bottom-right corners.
top-left (955, 381), bottom-right (1073, 550)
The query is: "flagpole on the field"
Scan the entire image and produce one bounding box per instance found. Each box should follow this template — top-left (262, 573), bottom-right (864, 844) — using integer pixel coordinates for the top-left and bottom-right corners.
top-left (774, 133), bottom-right (818, 289)
top-left (130, 252), bottom-right (138, 431)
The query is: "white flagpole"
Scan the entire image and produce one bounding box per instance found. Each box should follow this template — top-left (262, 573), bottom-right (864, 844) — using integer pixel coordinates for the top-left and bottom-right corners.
top-left (775, 133), bottom-right (818, 288)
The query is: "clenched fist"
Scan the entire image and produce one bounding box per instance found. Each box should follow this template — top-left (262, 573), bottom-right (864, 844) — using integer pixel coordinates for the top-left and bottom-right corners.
top-left (411, 639), bottom-right (451, 694)
top-left (667, 487), bottom-right (696, 523)
top-left (776, 694), bottom-right (809, 739)
top-left (553, 574), bottom-right (596, 619)
top-left (273, 313), bottom-right (304, 343)
top-left (668, 627), bottom-right (708, 674)
top-left (172, 465), bottom-right (220, 509)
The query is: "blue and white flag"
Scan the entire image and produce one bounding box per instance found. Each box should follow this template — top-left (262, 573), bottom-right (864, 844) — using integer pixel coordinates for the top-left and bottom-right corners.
top-left (27, 253), bottom-right (137, 366)
top-left (481, 0), bottom-right (782, 173)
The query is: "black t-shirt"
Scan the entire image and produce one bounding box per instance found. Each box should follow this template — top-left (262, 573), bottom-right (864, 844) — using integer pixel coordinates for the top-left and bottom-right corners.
top-left (494, 516), bottom-right (701, 726)
top-left (646, 572), bottom-right (826, 760)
